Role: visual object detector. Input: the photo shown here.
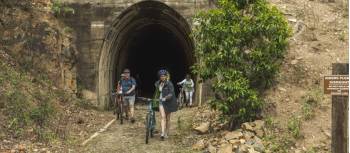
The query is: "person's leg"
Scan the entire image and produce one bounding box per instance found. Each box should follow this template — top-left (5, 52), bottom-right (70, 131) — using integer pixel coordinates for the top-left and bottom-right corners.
top-left (123, 97), bottom-right (129, 119)
top-left (129, 96), bottom-right (135, 122)
top-left (159, 105), bottom-right (166, 139)
top-left (189, 91), bottom-right (193, 106)
top-left (165, 112), bottom-right (171, 138)
top-left (185, 91), bottom-right (190, 105)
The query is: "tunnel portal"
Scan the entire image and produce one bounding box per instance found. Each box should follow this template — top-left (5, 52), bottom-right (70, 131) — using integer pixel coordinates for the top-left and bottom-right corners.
top-left (98, 1), bottom-right (194, 109)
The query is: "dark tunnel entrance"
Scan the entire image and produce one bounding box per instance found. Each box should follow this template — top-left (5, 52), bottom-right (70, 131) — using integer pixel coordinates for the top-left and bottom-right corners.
top-left (123, 24), bottom-right (189, 97)
top-left (98, 1), bottom-right (194, 109)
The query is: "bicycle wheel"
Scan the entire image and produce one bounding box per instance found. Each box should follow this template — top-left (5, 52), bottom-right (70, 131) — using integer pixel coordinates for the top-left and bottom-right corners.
top-left (177, 94), bottom-right (183, 109)
top-left (115, 97), bottom-right (120, 120)
top-left (120, 102), bottom-right (124, 124)
top-left (145, 113), bottom-right (151, 144)
top-left (150, 112), bottom-right (155, 138)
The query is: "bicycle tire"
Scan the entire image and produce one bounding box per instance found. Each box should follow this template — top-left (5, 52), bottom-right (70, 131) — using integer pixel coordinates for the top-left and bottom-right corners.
top-left (114, 97), bottom-right (120, 120)
top-left (150, 112), bottom-right (155, 138)
top-left (120, 101), bottom-right (123, 124)
top-left (145, 113), bottom-right (151, 144)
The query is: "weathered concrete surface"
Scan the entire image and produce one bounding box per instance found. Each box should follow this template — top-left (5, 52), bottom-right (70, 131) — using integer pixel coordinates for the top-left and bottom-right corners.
top-left (56, 0), bottom-right (212, 108)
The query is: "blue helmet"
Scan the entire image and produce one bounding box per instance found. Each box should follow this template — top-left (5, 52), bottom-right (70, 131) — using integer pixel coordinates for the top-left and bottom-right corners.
top-left (158, 69), bottom-right (168, 76)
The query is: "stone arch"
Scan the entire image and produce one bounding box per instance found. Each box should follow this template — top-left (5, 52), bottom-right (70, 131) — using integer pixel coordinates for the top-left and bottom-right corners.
top-left (97, 1), bottom-right (194, 109)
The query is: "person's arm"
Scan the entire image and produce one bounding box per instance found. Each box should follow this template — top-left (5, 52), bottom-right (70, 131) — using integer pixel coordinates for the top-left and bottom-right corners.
top-left (190, 79), bottom-right (194, 87)
top-left (177, 79), bottom-right (185, 85)
top-left (126, 79), bottom-right (136, 94)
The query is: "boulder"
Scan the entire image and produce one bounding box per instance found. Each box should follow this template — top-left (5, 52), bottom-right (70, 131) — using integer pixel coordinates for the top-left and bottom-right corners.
top-left (243, 131), bottom-right (255, 140)
top-left (237, 144), bottom-right (249, 153)
top-left (225, 131), bottom-right (243, 140)
top-left (218, 144), bottom-right (233, 153)
top-left (248, 148), bottom-right (259, 153)
top-left (192, 139), bottom-right (206, 150)
top-left (208, 144), bottom-right (217, 153)
top-left (81, 89), bottom-right (97, 100)
top-left (241, 123), bottom-right (254, 132)
top-left (229, 139), bottom-right (240, 146)
top-left (194, 122), bottom-right (210, 134)
top-left (252, 120), bottom-right (265, 130)
top-left (252, 137), bottom-right (265, 152)
top-left (255, 129), bottom-right (264, 138)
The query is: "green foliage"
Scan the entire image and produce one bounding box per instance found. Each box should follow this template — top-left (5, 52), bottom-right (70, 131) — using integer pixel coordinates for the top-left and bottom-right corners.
top-left (30, 100), bottom-right (55, 127)
top-left (301, 88), bottom-right (322, 120)
top-left (5, 91), bottom-right (31, 132)
top-left (192, 0), bottom-right (290, 129)
top-left (287, 115), bottom-right (302, 138)
top-left (52, 1), bottom-right (75, 16)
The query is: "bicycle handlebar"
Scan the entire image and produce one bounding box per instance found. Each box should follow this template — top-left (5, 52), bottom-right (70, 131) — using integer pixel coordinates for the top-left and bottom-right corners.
top-left (137, 97), bottom-right (159, 102)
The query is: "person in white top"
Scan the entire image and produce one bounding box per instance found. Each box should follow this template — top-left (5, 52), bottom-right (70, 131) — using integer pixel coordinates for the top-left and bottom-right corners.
top-left (177, 74), bottom-right (194, 106)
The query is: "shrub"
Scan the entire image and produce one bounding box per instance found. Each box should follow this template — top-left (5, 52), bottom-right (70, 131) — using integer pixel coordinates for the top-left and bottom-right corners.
top-left (192, 0), bottom-right (290, 129)
top-left (52, 1), bottom-right (75, 16)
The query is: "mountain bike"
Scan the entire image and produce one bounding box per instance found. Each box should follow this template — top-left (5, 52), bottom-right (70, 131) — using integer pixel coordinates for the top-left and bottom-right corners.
top-left (177, 84), bottom-right (185, 109)
top-left (137, 97), bottom-right (158, 144)
top-left (112, 91), bottom-right (125, 124)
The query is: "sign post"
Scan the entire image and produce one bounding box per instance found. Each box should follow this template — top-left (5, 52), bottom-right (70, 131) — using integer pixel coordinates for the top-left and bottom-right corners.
top-left (324, 63), bottom-right (349, 153)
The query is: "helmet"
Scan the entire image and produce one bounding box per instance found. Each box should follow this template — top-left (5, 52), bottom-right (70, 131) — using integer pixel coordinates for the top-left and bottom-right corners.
top-left (158, 69), bottom-right (168, 76)
top-left (123, 69), bottom-right (130, 73)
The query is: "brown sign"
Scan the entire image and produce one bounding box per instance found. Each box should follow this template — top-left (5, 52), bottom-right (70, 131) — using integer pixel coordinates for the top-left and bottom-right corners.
top-left (324, 75), bottom-right (349, 95)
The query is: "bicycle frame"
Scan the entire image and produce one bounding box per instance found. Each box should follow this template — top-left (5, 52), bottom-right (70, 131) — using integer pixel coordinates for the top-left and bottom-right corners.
top-left (138, 97), bottom-right (157, 144)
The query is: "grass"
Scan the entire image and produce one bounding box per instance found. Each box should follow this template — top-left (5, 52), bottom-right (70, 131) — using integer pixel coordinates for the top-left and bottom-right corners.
top-left (301, 88), bottom-right (322, 120)
top-left (0, 56), bottom-right (84, 142)
top-left (263, 117), bottom-right (296, 153)
top-left (287, 115), bottom-right (302, 139)
top-left (338, 31), bottom-right (346, 42)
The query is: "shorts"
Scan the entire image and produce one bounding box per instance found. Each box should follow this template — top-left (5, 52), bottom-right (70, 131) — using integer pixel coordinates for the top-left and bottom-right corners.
top-left (123, 96), bottom-right (135, 106)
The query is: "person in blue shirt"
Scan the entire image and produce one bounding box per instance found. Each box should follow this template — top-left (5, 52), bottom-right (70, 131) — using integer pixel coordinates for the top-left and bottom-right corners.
top-left (119, 68), bottom-right (137, 123)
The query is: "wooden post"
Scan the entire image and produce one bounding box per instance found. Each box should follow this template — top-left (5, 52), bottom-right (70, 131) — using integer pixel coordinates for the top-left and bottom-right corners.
top-left (331, 63), bottom-right (349, 153)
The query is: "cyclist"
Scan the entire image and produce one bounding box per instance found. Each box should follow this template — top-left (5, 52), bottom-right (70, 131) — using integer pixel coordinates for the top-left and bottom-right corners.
top-left (154, 69), bottom-right (177, 140)
top-left (119, 68), bottom-right (137, 123)
top-left (177, 74), bottom-right (194, 107)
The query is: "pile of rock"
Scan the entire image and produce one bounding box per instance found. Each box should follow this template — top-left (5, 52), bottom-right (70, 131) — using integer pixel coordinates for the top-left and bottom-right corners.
top-left (193, 120), bottom-right (266, 153)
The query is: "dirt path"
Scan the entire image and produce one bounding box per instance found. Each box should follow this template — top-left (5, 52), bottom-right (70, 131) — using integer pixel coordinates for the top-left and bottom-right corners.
top-left (79, 105), bottom-right (198, 153)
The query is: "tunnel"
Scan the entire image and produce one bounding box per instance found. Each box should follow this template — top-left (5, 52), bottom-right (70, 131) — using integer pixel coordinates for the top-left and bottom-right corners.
top-left (98, 1), bottom-right (194, 109)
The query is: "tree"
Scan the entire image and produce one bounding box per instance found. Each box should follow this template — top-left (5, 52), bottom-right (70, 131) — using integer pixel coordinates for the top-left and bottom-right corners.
top-left (192, 0), bottom-right (290, 129)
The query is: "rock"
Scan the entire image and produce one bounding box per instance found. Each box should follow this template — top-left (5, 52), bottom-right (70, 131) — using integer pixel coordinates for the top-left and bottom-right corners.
top-left (242, 123), bottom-right (254, 132)
top-left (237, 145), bottom-right (249, 153)
top-left (243, 131), bottom-right (255, 140)
top-left (291, 59), bottom-right (298, 65)
top-left (229, 139), bottom-right (240, 146)
top-left (219, 139), bottom-right (228, 145)
top-left (294, 149), bottom-right (302, 153)
top-left (194, 122), bottom-right (210, 134)
top-left (192, 139), bottom-right (206, 150)
top-left (225, 131), bottom-right (243, 140)
top-left (18, 144), bottom-right (25, 151)
top-left (218, 144), bottom-right (233, 153)
top-left (248, 148), bottom-right (259, 153)
top-left (255, 129), bottom-right (264, 138)
top-left (239, 139), bottom-right (246, 144)
top-left (208, 144), bottom-right (217, 153)
top-left (252, 120), bottom-right (265, 130)
top-left (252, 137), bottom-right (265, 152)
top-left (278, 87), bottom-right (287, 92)
top-left (81, 89), bottom-right (97, 100)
